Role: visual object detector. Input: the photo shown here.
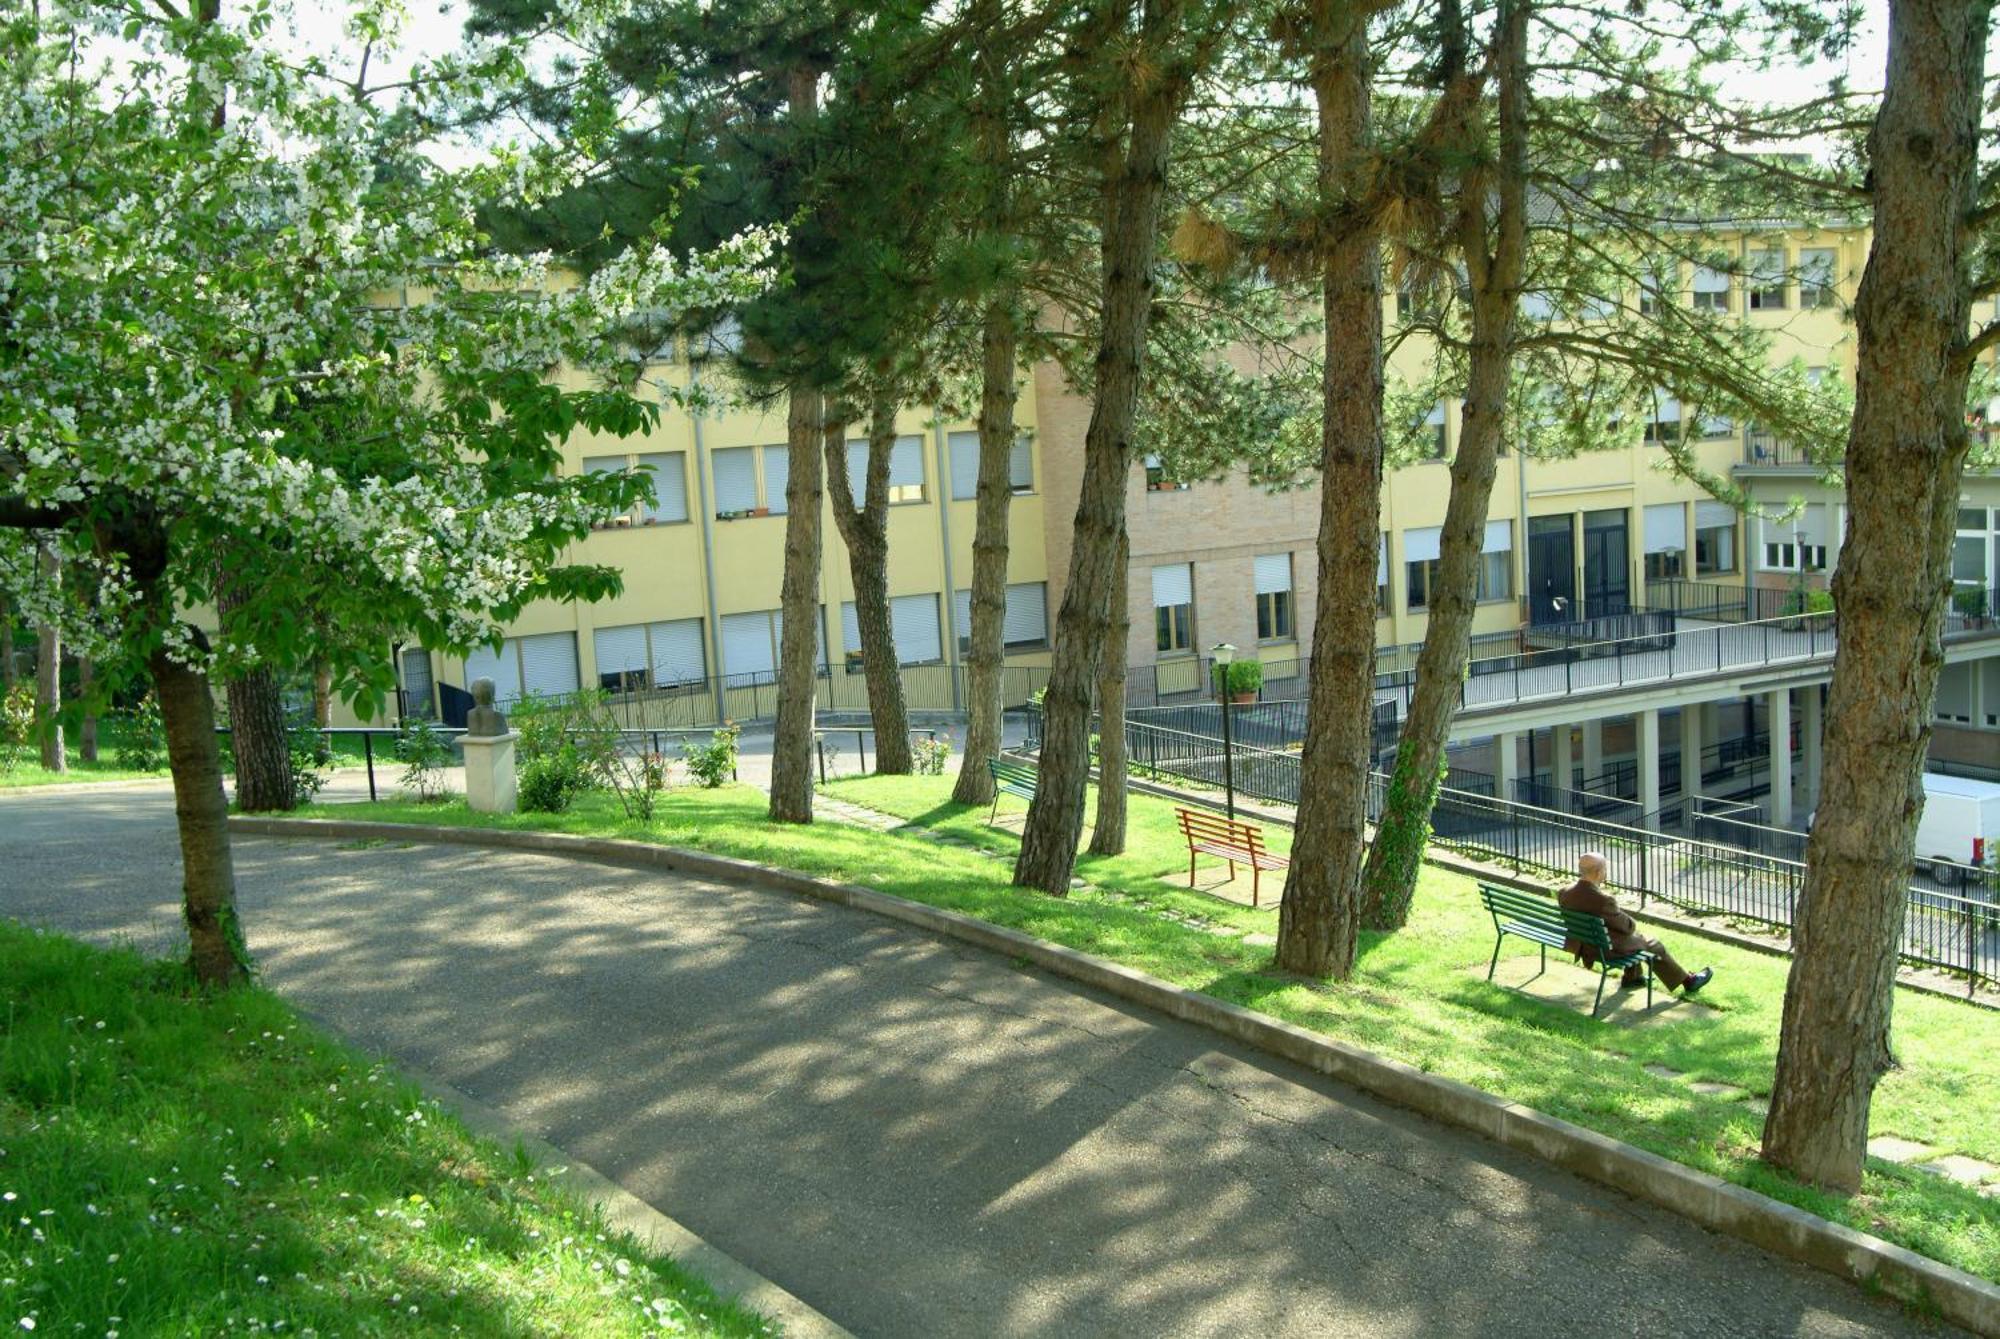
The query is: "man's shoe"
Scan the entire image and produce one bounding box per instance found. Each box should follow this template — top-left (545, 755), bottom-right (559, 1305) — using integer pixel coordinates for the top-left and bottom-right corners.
top-left (1682, 968), bottom-right (1714, 996)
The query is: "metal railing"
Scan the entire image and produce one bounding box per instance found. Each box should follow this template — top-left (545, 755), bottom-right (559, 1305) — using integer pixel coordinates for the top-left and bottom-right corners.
top-left (1740, 437), bottom-right (1820, 469)
top-left (1095, 715), bottom-right (1998, 995)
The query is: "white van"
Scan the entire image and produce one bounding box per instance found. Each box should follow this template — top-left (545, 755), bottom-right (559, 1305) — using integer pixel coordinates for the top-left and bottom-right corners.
top-left (1916, 774), bottom-right (2000, 883)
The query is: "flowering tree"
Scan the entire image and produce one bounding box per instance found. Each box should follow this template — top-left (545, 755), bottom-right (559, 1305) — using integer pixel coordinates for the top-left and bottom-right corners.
top-left (0, 2), bottom-right (779, 985)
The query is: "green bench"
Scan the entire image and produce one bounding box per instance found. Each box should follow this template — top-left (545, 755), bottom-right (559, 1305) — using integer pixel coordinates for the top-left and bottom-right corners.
top-left (1477, 881), bottom-right (1655, 1018)
top-left (986, 758), bottom-right (1039, 825)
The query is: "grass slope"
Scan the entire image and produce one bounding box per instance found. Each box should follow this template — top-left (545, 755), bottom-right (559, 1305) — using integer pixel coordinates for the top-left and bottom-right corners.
top-left (0, 921), bottom-right (773, 1337)
top-left (303, 779), bottom-right (2000, 1284)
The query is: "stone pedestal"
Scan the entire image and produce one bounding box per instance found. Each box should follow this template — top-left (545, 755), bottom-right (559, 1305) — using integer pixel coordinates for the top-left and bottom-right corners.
top-left (461, 731), bottom-right (519, 814)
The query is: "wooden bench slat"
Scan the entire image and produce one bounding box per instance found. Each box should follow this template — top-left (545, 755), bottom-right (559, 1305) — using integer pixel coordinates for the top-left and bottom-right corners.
top-left (1174, 806), bottom-right (1288, 907)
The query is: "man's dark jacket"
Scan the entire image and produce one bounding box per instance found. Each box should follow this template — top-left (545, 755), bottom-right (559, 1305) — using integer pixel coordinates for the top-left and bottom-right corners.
top-left (1558, 878), bottom-right (1647, 964)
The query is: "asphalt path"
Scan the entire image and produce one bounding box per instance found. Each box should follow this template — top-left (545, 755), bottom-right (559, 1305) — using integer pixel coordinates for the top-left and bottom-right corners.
top-left (0, 786), bottom-right (1962, 1337)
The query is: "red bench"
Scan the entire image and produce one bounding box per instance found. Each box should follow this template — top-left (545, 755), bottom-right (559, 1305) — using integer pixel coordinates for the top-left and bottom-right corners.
top-left (1175, 807), bottom-right (1290, 907)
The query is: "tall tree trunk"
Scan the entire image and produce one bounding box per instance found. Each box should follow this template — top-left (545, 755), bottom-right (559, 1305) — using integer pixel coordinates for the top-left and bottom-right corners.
top-left (829, 385), bottom-right (913, 774)
top-left (1013, 4), bottom-right (1186, 895)
top-left (312, 658), bottom-right (333, 729)
top-left (952, 296), bottom-right (1021, 805)
top-left (1087, 522), bottom-right (1130, 856)
top-left (35, 548), bottom-right (63, 774)
top-left (768, 60), bottom-right (828, 825)
top-left (216, 578), bottom-right (295, 812)
top-left (78, 656), bottom-right (97, 764)
top-left (1277, 4), bottom-right (1382, 979)
top-left (1762, 0), bottom-right (1988, 1192)
top-left (1360, 0), bottom-right (1526, 931)
top-left (151, 641), bottom-right (249, 988)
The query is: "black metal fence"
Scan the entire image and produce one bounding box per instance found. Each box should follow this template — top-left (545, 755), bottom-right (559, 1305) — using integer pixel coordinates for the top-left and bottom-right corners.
top-left (1104, 716), bottom-right (1998, 995)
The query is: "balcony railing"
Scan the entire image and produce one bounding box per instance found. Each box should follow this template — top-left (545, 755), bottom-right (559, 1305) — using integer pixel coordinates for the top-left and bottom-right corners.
top-left (1740, 436), bottom-right (1820, 469)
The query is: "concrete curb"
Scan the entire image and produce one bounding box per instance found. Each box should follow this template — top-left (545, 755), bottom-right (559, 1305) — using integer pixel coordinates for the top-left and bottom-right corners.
top-left (231, 814), bottom-right (2000, 1337)
top-left (384, 1060), bottom-right (851, 1339)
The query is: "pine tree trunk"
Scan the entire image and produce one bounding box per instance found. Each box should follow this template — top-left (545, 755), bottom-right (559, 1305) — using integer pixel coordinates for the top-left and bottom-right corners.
top-left (1360, 0), bottom-right (1526, 931)
top-left (1762, 0), bottom-right (1988, 1193)
top-left (829, 386), bottom-right (912, 774)
top-left (78, 656), bottom-right (97, 764)
top-left (1277, 5), bottom-right (1381, 979)
top-left (35, 549), bottom-right (63, 774)
top-left (216, 579), bottom-right (296, 812)
top-left (151, 642), bottom-right (249, 989)
top-left (770, 379), bottom-right (827, 823)
top-left (1087, 523), bottom-right (1130, 857)
top-left (952, 297), bottom-right (1020, 805)
top-left (1013, 12), bottom-right (1184, 895)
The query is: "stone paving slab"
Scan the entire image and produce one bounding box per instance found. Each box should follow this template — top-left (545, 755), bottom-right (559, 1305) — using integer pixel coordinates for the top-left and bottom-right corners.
top-left (1917, 1155), bottom-right (1999, 1187)
top-left (1868, 1136), bottom-right (1940, 1165)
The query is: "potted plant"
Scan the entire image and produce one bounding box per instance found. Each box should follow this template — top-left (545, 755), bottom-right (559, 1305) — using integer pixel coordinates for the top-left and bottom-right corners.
top-left (1211, 658), bottom-right (1262, 704)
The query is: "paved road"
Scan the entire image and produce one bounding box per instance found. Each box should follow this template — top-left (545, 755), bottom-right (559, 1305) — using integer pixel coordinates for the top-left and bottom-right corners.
top-left (0, 787), bottom-right (1962, 1337)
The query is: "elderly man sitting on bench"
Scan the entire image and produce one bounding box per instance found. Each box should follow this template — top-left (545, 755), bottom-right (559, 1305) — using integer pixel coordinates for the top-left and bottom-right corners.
top-left (1559, 852), bottom-right (1713, 996)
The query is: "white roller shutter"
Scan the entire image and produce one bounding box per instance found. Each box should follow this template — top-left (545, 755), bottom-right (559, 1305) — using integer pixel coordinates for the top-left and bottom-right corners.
top-left (463, 642), bottom-right (521, 707)
top-left (948, 431), bottom-right (980, 499)
top-left (593, 624), bottom-right (648, 677)
top-left (519, 632), bottom-right (579, 701)
top-left (890, 594), bottom-right (942, 664)
top-left (1003, 582), bottom-right (1049, 645)
top-left (648, 619), bottom-right (706, 686)
top-left (1482, 520), bottom-right (1513, 554)
top-left (1009, 436), bottom-right (1033, 491)
top-left (1378, 534), bottom-right (1389, 585)
top-left (712, 448), bottom-right (757, 513)
top-left (638, 452), bottom-right (687, 522)
top-left (1151, 562), bottom-right (1193, 608)
top-left (953, 589), bottom-right (973, 642)
top-left (890, 435), bottom-right (924, 488)
top-left (582, 454), bottom-right (625, 477)
top-left (1794, 503), bottom-right (1830, 547)
top-left (1695, 500), bottom-right (1736, 530)
top-left (1254, 553), bottom-right (1292, 595)
top-left (840, 602), bottom-right (862, 653)
top-left (844, 441), bottom-right (870, 502)
top-left (1643, 504), bottom-right (1687, 555)
top-left (721, 611), bottom-right (775, 679)
top-left (761, 444), bottom-right (789, 514)
top-left (1404, 527), bottom-right (1443, 563)
top-left (1693, 265), bottom-right (1729, 297)
top-left (1651, 390), bottom-right (1682, 424)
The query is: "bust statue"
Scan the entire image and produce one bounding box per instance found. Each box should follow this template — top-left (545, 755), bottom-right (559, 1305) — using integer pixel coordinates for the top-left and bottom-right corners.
top-left (465, 677), bottom-right (508, 737)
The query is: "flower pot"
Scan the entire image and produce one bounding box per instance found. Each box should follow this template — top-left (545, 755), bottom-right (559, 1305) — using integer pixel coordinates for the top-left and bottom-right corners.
top-left (1229, 691), bottom-right (1257, 704)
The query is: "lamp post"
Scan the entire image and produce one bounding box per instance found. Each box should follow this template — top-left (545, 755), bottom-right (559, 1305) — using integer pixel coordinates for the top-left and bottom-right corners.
top-left (1212, 642), bottom-right (1237, 819)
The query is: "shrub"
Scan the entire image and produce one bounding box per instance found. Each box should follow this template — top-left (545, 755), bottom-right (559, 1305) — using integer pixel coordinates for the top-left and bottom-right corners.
top-left (394, 718), bottom-right (454, 802)
top-left (0, 683), bottom-right (33, 773)
top-left (286, 721), bottom-right (328, 805)
top-left (512, 689), bottom-right (611, 772)
top-left (519, 746), bottom-right (593, 813)
top-left (113, 693), bottom-right (167, 772)
top-left (1211, 658), bottom-right (1263, 697)
top-left (912, 734), bottom-right (952, 776)
top-left (681, 725), bottom-right (740, 789)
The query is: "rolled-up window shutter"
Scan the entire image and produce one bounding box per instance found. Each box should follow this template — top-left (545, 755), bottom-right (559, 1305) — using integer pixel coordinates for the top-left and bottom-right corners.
top-left (840, 602), bottom-right (862, 653)
top-left (1378, 534), bottom-right (1389, 585)
top-left (593, 625), bottom-right (648, 676)
top-left (720, 612), bottom-right (774, 679)
top-left (1009, 436), bottom-right (1033, 491)
top-left (519, 632), bottom-right (579, 700)
top-left (1003, 582), bottom-right (1048, 645)
top-left (1695, 500), bottom-right (1736, 530)
top-left (1254, 553), bottom-right (1292, 594)
top-left (1404, 527), bottom-right (1443, 563)
top-left (1643, 504), bottom-right (1686, 554)
top-left (463, 642), bottom-right (521, 706)
top-left (761, 444), bottom-right (790, 515)
top-left (1151, 562), bottom-right (1192, 608)
top-left (953, 589), bottom-right (972, 642)
top-left (948, 431), bottom-right (980, 500)
top-left (890, 594), bottom-right (941, 664)
top-left (712, 448), bottom-right (757, 513)
top-left (647, 619), bottom-right (706, 686)
top-left (890, 435), bottom-right (924, 487)
top-left (1482, 520), bottom-right (1513, 554)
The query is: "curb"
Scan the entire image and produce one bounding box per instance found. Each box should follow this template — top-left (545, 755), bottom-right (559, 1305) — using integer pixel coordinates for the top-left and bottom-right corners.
top-left (386, 1060), bottom-right (851, 1339)
top-left (231, 814), bottom-right (2000, 1337)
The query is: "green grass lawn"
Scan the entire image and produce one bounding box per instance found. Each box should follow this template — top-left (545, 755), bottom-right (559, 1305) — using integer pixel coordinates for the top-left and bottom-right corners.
top-left (299, 778), bottom-right (2000, 1285)
top-left (0, 921), bottom-right (774, 1337)
top-left (0, 728), bottom-right (382, 789)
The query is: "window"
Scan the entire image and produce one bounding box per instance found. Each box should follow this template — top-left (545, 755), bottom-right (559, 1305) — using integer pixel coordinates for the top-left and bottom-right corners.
top-left (1692, 265), bottom-right (1730, 312)
top-left (1377, 534), bottom-right (1390, 615)
top-left (595, 621), bottom-right (705, 693)
top-left (1695, 501), bottom-right (1737, 575)
top-left (952, 582), bottom-right (1051, 652)
top-left (1642, 391), bottom-right (1681, 445)
top-left (1255, 553), bottom-right (1294, 641)
top-left (1799, 248), bottom-right (1837, 309)
top-left (1478, 520), bottom-right (1513, 601)
top-left (1748, 245), bottom-right (1788, 310)
top-left (637, 452), bottom-right (688, 523)
top-left (1642, 503), bottom-right (1686, 581)
top-left (844, 435), bottom-right (927, 505)
top-left (583, 455), bottom-right (635, 528)
top-left (1424, 402), bottom-right (1448, 459)
top-left (711, 447), bottom-right (758, 516)
top-left (1517, 289), bottom-right (1557, 321)
top-left (465, 632), bottom-right (580, 708)
top-left (1568, 290), bottom-right (1616, 322)
top-left (720, 609), bottom-right (827, 680)
top-left (1698, 413), bottom-right (1735, 440)
top-left (594, 624), bottom-right (650, 692)
top-left (1152, 562), bottom-right (1194, 653)
top-left (890, 594), bottom-right (944, 664)
top-left (1144, 455), bottom-right (1188, 492)
top-left (946, 432), bottom-right (1034, 499)
top-left (1645, 550), bottom-right (1684, 581)
top-left (1638, 264), bottom-right (1671, 316)
top-left (1404, 527), bottom-right (1441, 612)
top-left (1762, 541), bottom-right (1827, 572)
top-left (761, 444), bottom-right (790, 515)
